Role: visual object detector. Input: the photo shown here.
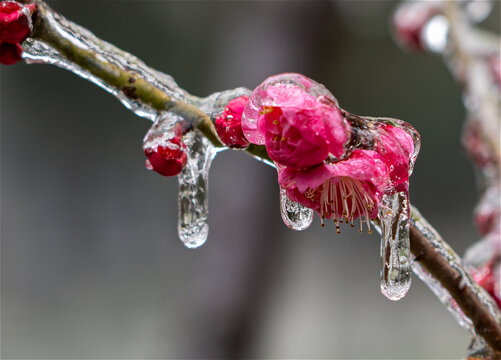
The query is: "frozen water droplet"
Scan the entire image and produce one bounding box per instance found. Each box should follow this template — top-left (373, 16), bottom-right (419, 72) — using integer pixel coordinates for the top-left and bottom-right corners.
top-left (279, 187), bottom-right (314, 231)
top-left (145, 159), bottom-right (153, 170)
top-left (378, 191), bottom-right (412, 301)
top-left (178, 130), bottom-right (216, 248)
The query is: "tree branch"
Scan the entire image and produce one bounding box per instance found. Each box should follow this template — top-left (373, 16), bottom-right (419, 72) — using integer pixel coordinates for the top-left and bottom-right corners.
top-left (18, 1), bottom-right (501, 356)
top-left (410, 207), bottom-right (501, 357)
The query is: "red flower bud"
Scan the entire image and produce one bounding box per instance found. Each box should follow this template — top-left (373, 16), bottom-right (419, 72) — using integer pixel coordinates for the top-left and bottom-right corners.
top-left (144, 125), bottom-right (188, 176)
top-left (0, 1), bottom-right (35, 45)
top-left (215, 95), bottom-right (250, 149)
top-left (0, 41), bottom-right (22, 64)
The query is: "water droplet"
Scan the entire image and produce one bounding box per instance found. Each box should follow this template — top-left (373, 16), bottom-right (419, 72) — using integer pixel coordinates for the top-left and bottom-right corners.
top-left (378, 191), bottom-right (412, 301)
top-left (279, 187), bottom-right (314, 231)
top-left (178, 131), bottom-right (217, 248)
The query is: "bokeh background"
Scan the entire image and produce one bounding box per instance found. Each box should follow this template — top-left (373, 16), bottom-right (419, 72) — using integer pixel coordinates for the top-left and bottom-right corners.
top-left (2, 1), bottom-right (500, 358)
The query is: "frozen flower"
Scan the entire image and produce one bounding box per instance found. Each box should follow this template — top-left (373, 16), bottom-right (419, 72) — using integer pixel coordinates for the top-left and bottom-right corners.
top-left (144, 124), bottom-right (187, 177)
top-left (376, 124), bottom-right (415, 192)
top-left (215, 95), bottom-right (250, 149)
top-left (260, 102), bottom-right (348, 169)
top-left (241, 73), bottom-right (349, 165)
top-left (0, 1), bottom-right (35, 45)
top-left (279, 149), bottom-right (390, 233)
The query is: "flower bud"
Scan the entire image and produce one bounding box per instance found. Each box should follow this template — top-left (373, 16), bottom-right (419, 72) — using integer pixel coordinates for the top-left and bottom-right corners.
top-left (0, 1), bottom-right (35, 45)
top-left (144, 125), bottom-right (188, 176)
top-left (215, 95), bottom-right (250, 149)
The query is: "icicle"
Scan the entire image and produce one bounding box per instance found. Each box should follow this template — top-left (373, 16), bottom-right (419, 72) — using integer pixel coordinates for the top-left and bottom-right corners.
top-left (378, 191), bottom-right (412, 301)
top-left (279, 187), bottom-right (314, 231)
top-left (178, 130), bottom-right (217, 248)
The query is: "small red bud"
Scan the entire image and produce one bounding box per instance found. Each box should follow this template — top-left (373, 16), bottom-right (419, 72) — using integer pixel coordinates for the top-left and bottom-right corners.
top-left (144, 126), bottom-right (188, 177)
top-left (0, 1), bottom-right (34, 45)
top-left (215, 95), bottom-right (250, 149)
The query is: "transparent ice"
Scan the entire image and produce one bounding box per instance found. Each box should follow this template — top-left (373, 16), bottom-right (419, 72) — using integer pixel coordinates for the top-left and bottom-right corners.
top-left (378, 192), bottom-right (412, 301)
top-left (279, 188), bottom-right (314, 231)
top-left (177, 131), bottom-right (217, 248)
top-left (143, 113), bottom-right (183, 161)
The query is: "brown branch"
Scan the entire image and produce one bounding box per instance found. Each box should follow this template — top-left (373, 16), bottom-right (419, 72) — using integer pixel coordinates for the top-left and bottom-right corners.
top-left (410, 209), bottom-right (501, 357)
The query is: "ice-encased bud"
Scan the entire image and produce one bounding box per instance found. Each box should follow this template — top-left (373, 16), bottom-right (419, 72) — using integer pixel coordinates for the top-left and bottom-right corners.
top-left (241, 73), bottom-right (341, 145)
top-left (215, 95), bottom-right (250, 149)
top-left (143, 114), bottom-right (187, 177)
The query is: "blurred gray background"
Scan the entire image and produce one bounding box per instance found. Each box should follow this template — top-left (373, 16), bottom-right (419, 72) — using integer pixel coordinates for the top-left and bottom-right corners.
top-left (2, 1), bottom-right (499, 358)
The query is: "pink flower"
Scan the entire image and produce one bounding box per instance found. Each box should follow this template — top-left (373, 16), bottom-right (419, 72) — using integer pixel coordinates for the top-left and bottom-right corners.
top-left (279, 149), bottom-right (390, 232)
top-left (376, 124), bottom-right (415, 192)
top-left (144, 124), bottom-right (188, 176)
top-left (215, 95), bottom-right (250, 149)
top-left (260, 102), bottom-right (348, 169)
top-left (241, 73), bottom-right (349, 166)
top-left (0, 1), bottom-right (35, 45)
top-left (0, 41), bottom-right (21, 65)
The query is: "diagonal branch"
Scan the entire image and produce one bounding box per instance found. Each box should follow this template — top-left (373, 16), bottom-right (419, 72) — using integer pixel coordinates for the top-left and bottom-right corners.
top-left (16, 1), bottom-right (501, 356)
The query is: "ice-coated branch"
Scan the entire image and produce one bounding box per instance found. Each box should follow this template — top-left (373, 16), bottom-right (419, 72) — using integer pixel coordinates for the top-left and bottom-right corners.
top-left (16, 1), bottom-right (501, 355)
top-left (23, 1), bottom-right (271, 164)
top-left (410, 207), bottom-right (501, 355)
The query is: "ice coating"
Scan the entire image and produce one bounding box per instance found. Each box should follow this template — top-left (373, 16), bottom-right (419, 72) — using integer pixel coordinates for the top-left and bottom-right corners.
top-left (279, 187), bottom-right (314, 231)
top-left (378, 192), bottom-right (412, 301)
top-left (178, 130), bottom-right (217, 248)
top-left (241, 73), bottom-right (340, 145)
top-left (21, 5), bottom-right (250, 126)
top-left (412, 259), bottom-right (474, 332)
top-left (143, 113), bottom-right (183, 150)
top-left (410, 206), bottom-right (501, 327)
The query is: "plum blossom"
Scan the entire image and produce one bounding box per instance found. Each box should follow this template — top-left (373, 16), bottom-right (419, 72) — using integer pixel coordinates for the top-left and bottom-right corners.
top-left (279, 150), bottom-right (390, 233)
top-left (215, 95), bottom-right (250, 149)
top-left (260, 101), bottom-right (348, 169)
top-left (241, 73), bottom-right (350, 167)
top-left (233, 73), bottom-right (419, 232)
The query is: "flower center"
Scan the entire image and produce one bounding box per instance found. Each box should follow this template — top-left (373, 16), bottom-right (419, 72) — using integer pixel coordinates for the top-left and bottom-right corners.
top-left (305, 177), bottom-right (375, 234)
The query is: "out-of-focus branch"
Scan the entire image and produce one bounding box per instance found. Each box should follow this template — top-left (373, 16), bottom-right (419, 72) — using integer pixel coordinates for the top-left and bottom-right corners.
top-left (18, 1), bottom-right (501, 356)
